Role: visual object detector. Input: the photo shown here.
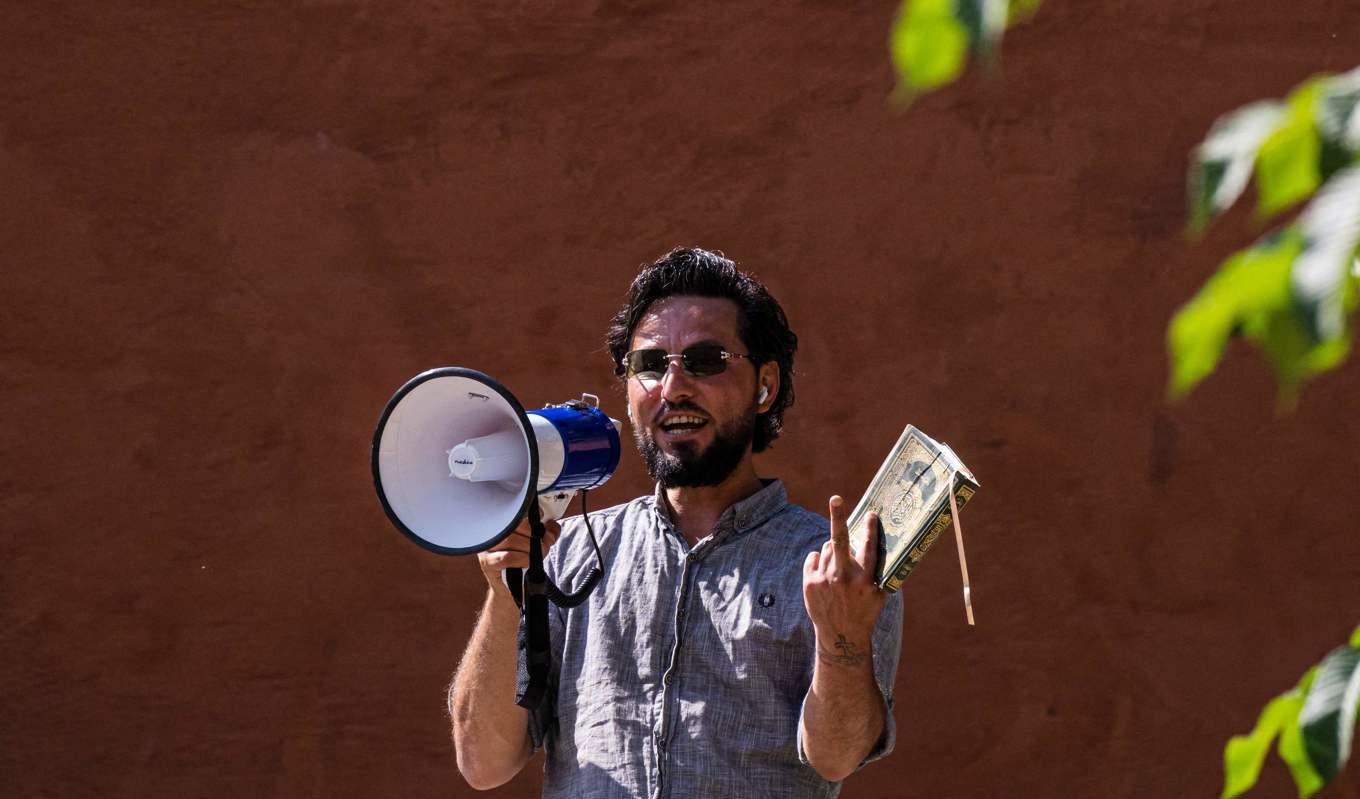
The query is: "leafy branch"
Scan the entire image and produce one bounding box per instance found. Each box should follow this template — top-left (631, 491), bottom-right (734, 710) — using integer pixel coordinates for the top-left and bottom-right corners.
top-left (1222, 627), bottom-right (1360, 798)
top-left (889, 12), bottom-right (1359, 798)
top-left (1170, 67), bottom-right (1360, 404)
top-left (1168, 65), bottom-right (1360, 799)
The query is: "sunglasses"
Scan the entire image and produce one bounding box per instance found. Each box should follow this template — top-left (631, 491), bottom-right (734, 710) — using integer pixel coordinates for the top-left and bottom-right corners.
top-left (621, 344), bottom-right (752, 386)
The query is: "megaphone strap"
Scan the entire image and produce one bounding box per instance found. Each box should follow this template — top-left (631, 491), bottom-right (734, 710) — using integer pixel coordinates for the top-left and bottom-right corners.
top-left (514, 602), bottom-right (548, 710)
top-left (516, 508), bottom-right (552, 710)
top-left (515, 492), bottom-right (607, 710)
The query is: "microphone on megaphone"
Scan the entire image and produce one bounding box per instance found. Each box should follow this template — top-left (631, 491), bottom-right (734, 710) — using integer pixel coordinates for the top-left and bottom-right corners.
top-left (371, 367), bottom-right (621, 708)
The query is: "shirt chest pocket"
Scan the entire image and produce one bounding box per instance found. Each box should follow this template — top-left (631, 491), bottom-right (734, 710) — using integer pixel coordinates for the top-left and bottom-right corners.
top-left (696, 570), bottom-right (812, 700)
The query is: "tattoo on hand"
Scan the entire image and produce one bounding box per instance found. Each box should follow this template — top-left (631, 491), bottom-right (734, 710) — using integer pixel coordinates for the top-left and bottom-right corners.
top-left (817, 634), bottom-right (868, 667)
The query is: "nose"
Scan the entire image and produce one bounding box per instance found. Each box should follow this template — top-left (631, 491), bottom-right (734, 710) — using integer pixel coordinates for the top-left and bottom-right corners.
top-left (657, 358), bottom-right (697, 400)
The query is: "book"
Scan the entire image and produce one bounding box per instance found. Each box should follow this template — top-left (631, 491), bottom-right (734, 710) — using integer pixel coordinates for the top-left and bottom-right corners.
top-left (847, 425), bottom-right (979, 593)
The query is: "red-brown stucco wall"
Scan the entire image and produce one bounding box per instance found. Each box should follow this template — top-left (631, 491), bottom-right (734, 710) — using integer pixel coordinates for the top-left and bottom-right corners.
top-left (4, 2), bottom-right (1359, 797)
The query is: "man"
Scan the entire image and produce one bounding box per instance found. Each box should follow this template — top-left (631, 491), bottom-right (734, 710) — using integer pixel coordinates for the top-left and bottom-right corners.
top-left (449, 248), bottom-right (903, 798)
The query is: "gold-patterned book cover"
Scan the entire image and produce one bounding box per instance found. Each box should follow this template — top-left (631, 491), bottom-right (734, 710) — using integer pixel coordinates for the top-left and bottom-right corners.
top-left (847, 426), bottom-right (980, 593)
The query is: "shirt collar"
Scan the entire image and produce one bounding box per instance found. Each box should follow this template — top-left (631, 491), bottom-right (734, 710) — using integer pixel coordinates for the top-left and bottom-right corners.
top-left (650, 479), bottom-right (790, 542)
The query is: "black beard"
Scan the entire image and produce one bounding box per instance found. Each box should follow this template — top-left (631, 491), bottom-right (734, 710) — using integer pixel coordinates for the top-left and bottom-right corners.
top-left (635, 402), bottom-right (756, 488)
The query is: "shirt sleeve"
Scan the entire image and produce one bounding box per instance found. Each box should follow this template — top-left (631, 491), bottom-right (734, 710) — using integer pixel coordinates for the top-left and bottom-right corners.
top-left (796, 589), bottom-right (905, 770)
top-left (859, 589), bottom-right (904, 766)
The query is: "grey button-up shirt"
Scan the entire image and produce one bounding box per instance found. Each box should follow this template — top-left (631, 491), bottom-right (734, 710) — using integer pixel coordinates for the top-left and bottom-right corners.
top-left (530, 480), bottom-right (903, 799)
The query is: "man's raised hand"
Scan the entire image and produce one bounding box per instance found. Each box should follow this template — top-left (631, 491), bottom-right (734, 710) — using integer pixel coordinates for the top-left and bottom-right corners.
top-left (802, 496), bottom-right (888, 666)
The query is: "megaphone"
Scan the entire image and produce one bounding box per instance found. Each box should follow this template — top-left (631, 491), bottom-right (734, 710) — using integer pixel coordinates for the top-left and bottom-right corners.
top-left (371, 367), bottom-right (622, 556)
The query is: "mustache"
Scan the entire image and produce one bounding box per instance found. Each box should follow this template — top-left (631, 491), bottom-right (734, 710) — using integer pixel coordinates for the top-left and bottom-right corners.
top-left (651, 400), bottom-right (710, 425)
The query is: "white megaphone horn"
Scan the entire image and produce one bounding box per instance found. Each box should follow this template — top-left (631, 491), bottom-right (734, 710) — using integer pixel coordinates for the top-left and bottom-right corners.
top-left (371, 367), bottom-right (622, 556)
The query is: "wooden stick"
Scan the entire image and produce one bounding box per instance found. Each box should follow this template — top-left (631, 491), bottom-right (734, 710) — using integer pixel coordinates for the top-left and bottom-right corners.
top-left (948, 485), bottom-right (975, 626)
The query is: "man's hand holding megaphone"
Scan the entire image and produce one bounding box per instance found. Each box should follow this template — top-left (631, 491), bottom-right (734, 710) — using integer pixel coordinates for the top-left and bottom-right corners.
top-left (478, 517), bottom-right (560, 596)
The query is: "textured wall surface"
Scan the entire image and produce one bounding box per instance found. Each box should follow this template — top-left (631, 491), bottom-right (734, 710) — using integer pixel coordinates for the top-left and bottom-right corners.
top-left (4, 2), bottom-right (1359, 797)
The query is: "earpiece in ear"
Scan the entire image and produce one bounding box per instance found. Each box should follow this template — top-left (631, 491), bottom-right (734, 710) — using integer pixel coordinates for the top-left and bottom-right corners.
top-left (757, 386), bottom-right (769, 404)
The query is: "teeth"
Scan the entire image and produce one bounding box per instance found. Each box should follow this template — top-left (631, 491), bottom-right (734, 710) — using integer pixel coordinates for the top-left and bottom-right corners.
top-left (662, 415), bottom-right (706, 427)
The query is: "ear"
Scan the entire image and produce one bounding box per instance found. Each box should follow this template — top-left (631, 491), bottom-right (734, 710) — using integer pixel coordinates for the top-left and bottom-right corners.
top-left (756, 361), bottom-right (780, 412)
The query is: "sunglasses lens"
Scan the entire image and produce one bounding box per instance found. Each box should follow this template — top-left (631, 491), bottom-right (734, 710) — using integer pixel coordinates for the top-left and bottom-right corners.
top-left (682, 345), bottom-right (728, 376)
top-left (624, 345), bottom-right (733, 388)
top-left (626, 350), bottom-right (667, 383)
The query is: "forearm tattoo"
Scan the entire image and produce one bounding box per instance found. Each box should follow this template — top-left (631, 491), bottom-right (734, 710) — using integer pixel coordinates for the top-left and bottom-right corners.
top-left (817, 634), bottom-right (868, 667)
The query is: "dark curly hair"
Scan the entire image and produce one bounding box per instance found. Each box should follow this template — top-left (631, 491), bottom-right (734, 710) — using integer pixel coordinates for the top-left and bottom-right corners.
top-left (606, 247), bottom-right (798, 453)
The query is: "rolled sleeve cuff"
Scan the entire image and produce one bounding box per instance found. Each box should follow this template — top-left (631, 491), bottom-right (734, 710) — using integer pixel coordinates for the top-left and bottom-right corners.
top-left (795, 688), bottom-right (896, 771)
top-left (797, 592), bottom-right (903, 773)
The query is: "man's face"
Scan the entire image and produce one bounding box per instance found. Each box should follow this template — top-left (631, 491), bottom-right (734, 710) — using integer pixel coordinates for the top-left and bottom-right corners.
top-left (625, 296), bottom-right (774, 488)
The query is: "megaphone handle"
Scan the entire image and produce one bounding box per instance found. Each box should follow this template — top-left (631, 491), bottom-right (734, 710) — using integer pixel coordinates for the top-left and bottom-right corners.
top-left (504, 491), bottom-right (553, 609)
top-left (504, 568), bottom-right (524, 609)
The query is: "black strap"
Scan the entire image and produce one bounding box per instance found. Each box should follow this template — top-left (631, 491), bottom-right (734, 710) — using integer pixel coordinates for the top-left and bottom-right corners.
top-left (504, 567), bottom-right (523, 608)
top-left (515, 503), bottom-right (552, 709)
top-left (513, 496), bottom-right (606, 709)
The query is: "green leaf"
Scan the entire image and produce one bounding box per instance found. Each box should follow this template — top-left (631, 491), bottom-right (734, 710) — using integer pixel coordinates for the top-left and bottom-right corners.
top-left (1258, 126), bottom-right (1321, 219)
top-left (1299, 644), bottom-right (1360, 783)
top-left (1167, 229), bottom-right (1304, 398)
top-left (1256, 80), bottom-right (1327, 219)
top-left (1166, 281), bottom-right (1241, 399)
top-left (1188, 102), bottom-right (1285, 233)
top-left (1351, 625), bottom-right (1360, 649)
top-left (1223, 689), bottom-right (1307, 798)
top-left (890, 0), bottom-right (972, 98)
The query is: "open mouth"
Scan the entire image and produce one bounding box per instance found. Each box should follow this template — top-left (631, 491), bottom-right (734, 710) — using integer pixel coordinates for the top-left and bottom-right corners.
top-left (658, 414), bottom-right (709, 436)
